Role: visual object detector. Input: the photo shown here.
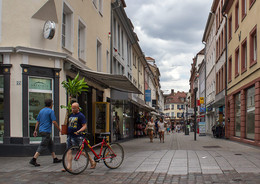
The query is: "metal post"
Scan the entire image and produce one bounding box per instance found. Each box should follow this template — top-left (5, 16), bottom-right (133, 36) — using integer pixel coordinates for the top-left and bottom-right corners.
top-left (194, 87), bottom-right (198, 141)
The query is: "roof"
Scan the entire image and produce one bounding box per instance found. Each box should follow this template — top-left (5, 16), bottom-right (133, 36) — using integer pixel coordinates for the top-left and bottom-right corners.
top-left (165, 91), bottom-right (187, 104)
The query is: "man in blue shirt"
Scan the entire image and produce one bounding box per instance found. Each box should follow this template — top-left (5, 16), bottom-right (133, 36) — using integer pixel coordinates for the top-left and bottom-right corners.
top-left (29, 99), bottom-right (62, 166)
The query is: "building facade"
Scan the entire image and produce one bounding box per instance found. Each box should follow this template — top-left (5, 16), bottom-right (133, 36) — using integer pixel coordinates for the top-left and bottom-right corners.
top-left (0, 0), bottom-right (163, 156)
top-left (202, 5), bottom-right (217, 134)
top-left (223, 0), bottom-right (260, 146)
top-left (163, 89), bottom-right (187, 126)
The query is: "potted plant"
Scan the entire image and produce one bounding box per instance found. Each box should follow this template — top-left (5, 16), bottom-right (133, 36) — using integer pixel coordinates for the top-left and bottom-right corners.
top-left (60, 73), bottom-right (89, 134)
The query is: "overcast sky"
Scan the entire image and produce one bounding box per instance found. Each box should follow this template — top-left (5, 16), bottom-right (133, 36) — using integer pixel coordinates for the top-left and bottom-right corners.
top-left (124, 0), bottom-right (212, 94)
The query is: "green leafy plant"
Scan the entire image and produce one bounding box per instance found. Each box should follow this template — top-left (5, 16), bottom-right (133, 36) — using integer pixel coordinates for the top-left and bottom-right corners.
top-left (61, 73), bottom-right (89, 124)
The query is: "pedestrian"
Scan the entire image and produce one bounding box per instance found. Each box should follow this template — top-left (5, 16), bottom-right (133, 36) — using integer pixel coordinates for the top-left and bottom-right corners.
top-left (29, 99), bottom-right (62, 167)
top-left (146, 117), bottom-right (155, 142)
top-left (171, 124), bottom-right (175, 133)
top-left (154, 118), bottom-right (159, 138)
top-left (158, 118), bottom-right (165, 143)
top-left (62, 102), bottom-right (96, 172)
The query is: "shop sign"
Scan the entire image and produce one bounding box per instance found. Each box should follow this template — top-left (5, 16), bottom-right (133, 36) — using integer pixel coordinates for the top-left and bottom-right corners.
top-left (188, 108), bottom-right (194, 114)
top-left (200, 97), bottom-right (204, 104)
top-left (29, 78), bottom-right (52, 90)
top-left (145, 90), bottom-right (151, 102)
top-left (199, 122), bottom-right (206, 135)
top-left (200, 107), bottom-right (206, 113)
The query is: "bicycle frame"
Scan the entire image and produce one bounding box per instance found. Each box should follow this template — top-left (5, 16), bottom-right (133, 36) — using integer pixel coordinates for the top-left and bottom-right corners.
top-left (78, 137), bottom-right (117, 161)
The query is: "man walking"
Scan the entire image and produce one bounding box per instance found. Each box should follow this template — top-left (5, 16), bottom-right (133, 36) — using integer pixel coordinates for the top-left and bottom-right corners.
top-left (29, 99), bottom-right (62, 166)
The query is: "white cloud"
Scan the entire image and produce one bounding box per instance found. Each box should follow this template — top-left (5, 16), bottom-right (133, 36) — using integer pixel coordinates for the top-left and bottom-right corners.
top-left (124, 0), bottom-right (212, 93)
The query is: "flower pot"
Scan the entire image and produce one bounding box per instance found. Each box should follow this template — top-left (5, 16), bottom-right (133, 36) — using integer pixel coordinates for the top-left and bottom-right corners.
top-left (61, 124), bottom-right (68, 135)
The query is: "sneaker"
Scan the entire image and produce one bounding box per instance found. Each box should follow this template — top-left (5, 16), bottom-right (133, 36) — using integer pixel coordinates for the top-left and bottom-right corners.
top-left (29, 158), bottom-right (40, 167)
top-left (53, 157), bottom-right (62, 163)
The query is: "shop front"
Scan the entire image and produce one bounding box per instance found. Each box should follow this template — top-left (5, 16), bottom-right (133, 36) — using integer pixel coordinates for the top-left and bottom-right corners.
top-left (111, 98), bottom-right (134, 141)
top-left (226, 82), bottom-right (260, 146)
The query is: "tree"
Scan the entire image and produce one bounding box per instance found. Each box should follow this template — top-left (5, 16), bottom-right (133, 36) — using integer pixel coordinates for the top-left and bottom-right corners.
top-left (61, 73), bottom-right (89, 126)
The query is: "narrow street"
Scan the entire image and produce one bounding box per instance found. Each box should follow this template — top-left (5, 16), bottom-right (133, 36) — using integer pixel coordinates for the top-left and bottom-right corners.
top-left (1, 132), bottom-right (260, 183)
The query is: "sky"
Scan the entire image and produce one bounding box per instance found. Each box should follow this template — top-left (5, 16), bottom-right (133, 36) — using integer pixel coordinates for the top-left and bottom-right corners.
top-left (124, 0), bottom-right (212, 94)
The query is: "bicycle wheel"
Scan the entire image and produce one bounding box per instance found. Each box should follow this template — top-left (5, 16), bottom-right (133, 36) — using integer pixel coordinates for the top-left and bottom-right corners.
top-left (103, 143), bottom-right (124, 169)
top-left (62, 146), bottom-right (89, 175)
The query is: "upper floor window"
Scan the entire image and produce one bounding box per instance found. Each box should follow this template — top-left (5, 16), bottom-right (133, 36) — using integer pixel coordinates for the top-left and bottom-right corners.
top-left (99, 0), bottom-right (103, 15)
top-left (97, 40), bottom-right (102, 72)
top-left (235, 2), bottom-right (239, 30)
top-left (250, 26), bottom-right (257, 66)
top-left (241, 38), bottom-right (247, 73)
top-left (228, 56), bottom-right (232, 82)
top-left (241, 0), bottom-right (247, 20)
top-left (249, 0), bottom-right (256, 8)
top-left (228, 15), bottom-right (232, 41)
top-left (235, 46), bottom-right (240, 77)
top-left (92, 0), bottom-right (97, 8)
top-left (62, 3), bottom-right (73, 51)
top-left (78, 20), bottom-right (86, 61)
top-left (171, 104), bottom-right (174, 110)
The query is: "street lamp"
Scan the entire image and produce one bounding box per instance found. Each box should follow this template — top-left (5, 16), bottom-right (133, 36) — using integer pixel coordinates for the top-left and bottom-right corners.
top-left (193, 76), bottom-right (198, 141)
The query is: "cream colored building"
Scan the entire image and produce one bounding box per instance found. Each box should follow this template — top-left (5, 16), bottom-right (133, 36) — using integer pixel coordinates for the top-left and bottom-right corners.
top-left (223, 0), bottom-right (260, 146)
top-left (0, 0), bottom-right (141, 155)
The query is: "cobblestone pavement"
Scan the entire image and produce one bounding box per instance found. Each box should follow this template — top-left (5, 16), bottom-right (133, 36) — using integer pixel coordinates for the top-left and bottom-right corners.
top-left (1, 132), bottom-right (260, 183)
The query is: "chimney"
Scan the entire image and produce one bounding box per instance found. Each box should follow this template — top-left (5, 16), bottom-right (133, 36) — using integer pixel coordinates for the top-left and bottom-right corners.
top-left (171, 89), bottom-right (174, 94)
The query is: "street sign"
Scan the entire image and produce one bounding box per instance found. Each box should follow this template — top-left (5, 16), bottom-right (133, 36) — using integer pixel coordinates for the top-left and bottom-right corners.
top-left (188, 108), bottom-right (194, 114)
top-left (200, 97), bottom-right (204, 104)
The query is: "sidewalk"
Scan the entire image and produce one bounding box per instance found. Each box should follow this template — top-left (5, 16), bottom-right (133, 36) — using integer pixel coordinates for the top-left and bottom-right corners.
top-left (1, 132), bottom-right (260, 174)
top-left (1, 132), bottom-right (260, 183)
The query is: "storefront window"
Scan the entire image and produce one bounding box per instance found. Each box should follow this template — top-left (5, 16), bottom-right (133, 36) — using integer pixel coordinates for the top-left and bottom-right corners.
top-left (235, 93), bottom-right (241, 137)
top-left (0, 76), bottom-right (4, 142)
top-left (246, 86), bottom-right (255, 140)
top-left (29, 77), bottom-right (52, 142)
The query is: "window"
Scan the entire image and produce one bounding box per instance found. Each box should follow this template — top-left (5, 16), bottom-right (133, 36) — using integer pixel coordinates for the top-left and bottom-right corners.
top-left (249, 0), bottom-right (256, 8)
top-left (171, 112), bottom-right (174, 118)
top-left (112, 58), bottom-right (116, 74)
top-left (92, 0), bottom-right (97, 8)
top-left (29, 77), bottom-right (53, 142)
top-left (216, 73), bottom-right (219, 93)
top-left (235, 47), bottom-right (240, 77)
top-left (228, 15), bottom-right (232, 41)
top-left (241, 38), bottom-right (247, 73)
top-left (246, 86), bottom-right (255, 140)
top-left (99, 0), bottom-right (103, 15)
top-left (216, 40), bottom-right (219, 59)
top-left (235, 2), bottom-right (239, 30)
top-left (250, 26), bottom-right (257, 66)
top-left (62, 3), bottom-right (73, 51)
top-left (121, 30), bottom-right (124, 58)
top-left (127, 41), bottom-right (132, 68)
top-left (97, 40), bottom-right (102, 72)
top-left (165, 105), bottom-right (169, 110)
top-left (0, 76), bottom-right (3, 142)
top-left (106, 51), bottom-right (110, 73)
top-left (235, 93), bottom-right (241, 137)
top-left (117, 25), bottom-right (120, 53)
top-left (171, 104), bottom-right (174, 110)
top-left (113, 19), bottom-right (117, 47)
top-left (241, 0), bottom-right (247, 19)
top-left (78, 20), bottom-right (86, 60)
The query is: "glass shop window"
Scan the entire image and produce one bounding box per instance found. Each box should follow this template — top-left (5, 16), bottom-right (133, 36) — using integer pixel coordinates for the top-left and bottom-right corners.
top-left (29, 77), bottom-right (53, 142)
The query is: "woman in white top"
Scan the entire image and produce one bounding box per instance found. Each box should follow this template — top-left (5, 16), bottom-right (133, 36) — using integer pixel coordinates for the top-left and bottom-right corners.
top-left (158, 118), bottom-right (166, 143)
top-left (146, 117), bottom-right (155, 142)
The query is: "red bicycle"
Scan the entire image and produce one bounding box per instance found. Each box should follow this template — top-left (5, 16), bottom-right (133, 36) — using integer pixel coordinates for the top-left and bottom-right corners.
top-left (62, 132), bottom-right (124, 175)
